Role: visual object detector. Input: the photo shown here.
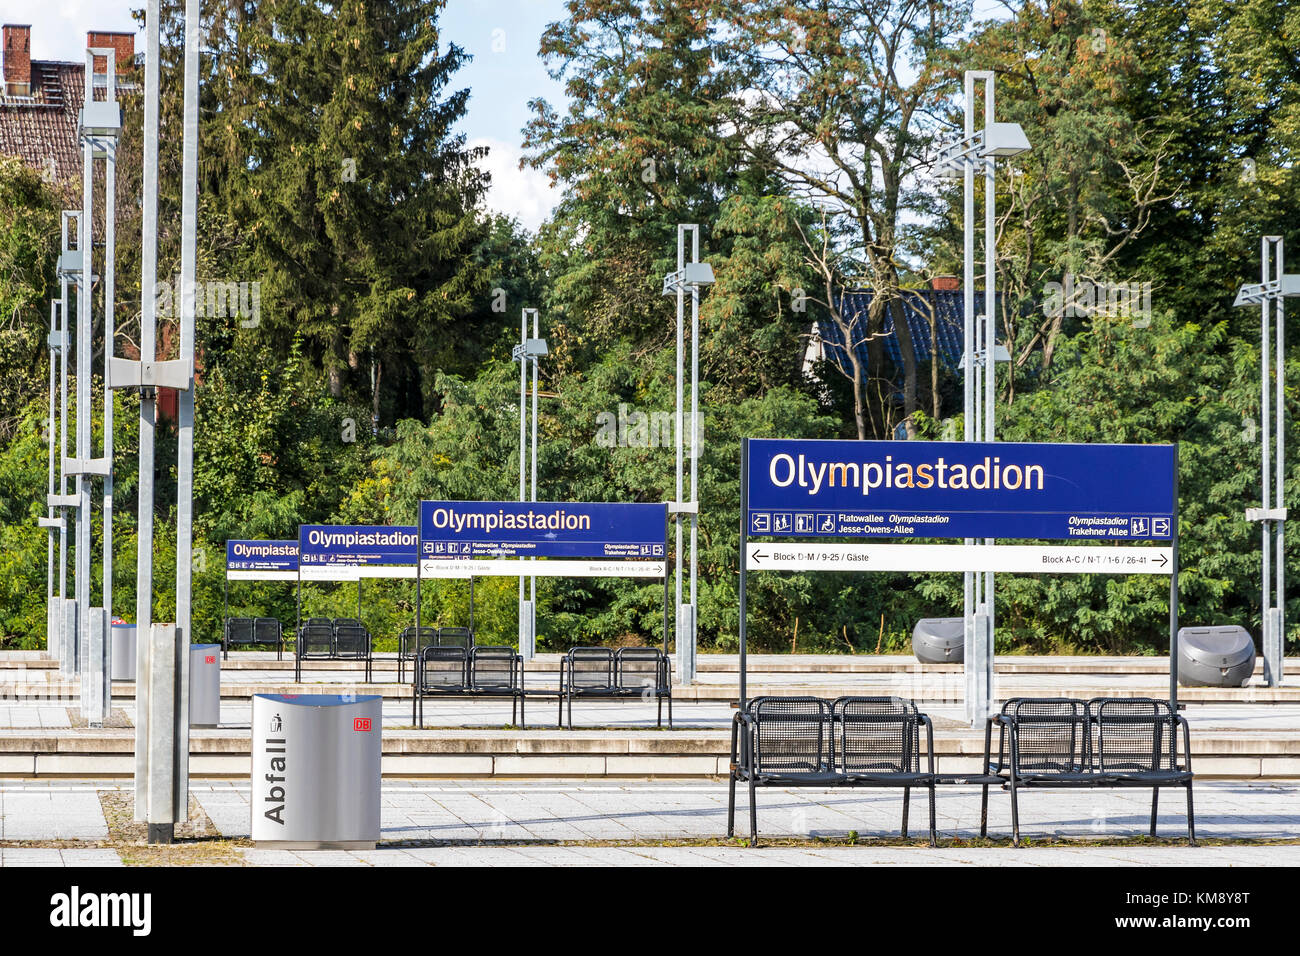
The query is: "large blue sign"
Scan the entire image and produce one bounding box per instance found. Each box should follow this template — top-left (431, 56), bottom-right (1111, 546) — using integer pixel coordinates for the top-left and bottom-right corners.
top-left (226, 540), bottom-right (298, 572)
top-left (418, 501), bottom-right (668, 559)
top-left (745, 439), bottom-right (1175, 541)
top-left (298, 525), bottom-right (418, 565)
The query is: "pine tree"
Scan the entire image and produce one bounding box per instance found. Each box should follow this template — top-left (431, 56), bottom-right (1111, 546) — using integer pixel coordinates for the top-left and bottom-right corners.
top-left (218, 0), bottom-right (489, 422)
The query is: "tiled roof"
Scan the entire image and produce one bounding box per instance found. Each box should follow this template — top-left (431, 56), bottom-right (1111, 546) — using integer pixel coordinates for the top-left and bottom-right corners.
top-left (0, 59), bottom-right (84, 188)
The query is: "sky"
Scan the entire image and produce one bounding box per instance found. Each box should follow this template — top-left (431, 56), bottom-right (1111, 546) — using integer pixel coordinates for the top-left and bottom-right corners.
top-left (1, 0), bottom-right (1013, 232)
top-left (0, 0), bottom-right (570, 230)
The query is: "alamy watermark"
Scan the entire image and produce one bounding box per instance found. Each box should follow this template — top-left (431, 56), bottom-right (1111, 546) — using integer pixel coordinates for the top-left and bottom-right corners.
top-left (1042, 274), bottom-right (1152, 327)
top-left (594, 404), bottom-right (703, 451)
top-left (154, 276), bottom-right (261, 329)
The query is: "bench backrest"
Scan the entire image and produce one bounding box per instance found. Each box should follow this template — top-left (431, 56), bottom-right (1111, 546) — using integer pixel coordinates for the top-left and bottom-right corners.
top-left (332, 617), bottom-right (362, 632)
top-left (421, 646), bottom-right (469, 690)
top-left (225, 617), bottom-right (255, 642)
top-left (748, 697), bottom-right (832, 775)
top-left (437, 627), bottom-right (474, 649)
top-left (303, 617), bottom-right (333, 628)
top-left (333, 624), bottom-right (370, 657)
top-left (832, 696), bottom-right (920, 774)
top-left (399, 626), bottom-right (437, 657)
top-left (470, 646), bottom-right (520, 692)
top-left (566, 647), bottom-right (615, 690)
top-left (299, 624), bottom-right (334, 657)
top-left (253, 617), bottom-right (281, 642)
top-left (1090, 698), bottom-right (1177, 774)
top-left (615, 647), bottom-right (667, 692)
top-left (1006, 698), bottom-right (1088, 775)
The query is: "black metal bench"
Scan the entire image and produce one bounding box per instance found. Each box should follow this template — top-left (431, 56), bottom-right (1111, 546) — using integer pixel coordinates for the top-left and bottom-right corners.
top-left (397, 626), bottom-right (437, 683)
top-left (295, 618), bottom-right (373, 681)
top-left (222, 616), bottom-right (285, 660)
top-left (728, 695), bottom-right (936, 845)
top-left (415, 644), bottom-right (526, 727)
top-left (979, 696), bottom-right (1195, 846)
top-left (557, 647), bottom-right (672, 729)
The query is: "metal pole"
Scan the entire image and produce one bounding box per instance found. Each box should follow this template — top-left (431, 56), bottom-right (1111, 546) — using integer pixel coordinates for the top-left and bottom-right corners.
top-left (102, 125), bottom-right (116, 620)
top-left (133, 0), bottom-right (161, 821)
top-left (530, 307), bottom-right (538, 643)
top-left (171, 0), bottom-right (201, 827)
top-left (518, 308), bottom-right (527, 658)
top-left (1171, 445), bottom-right (1180, 707)
top-left (961, 72), bottom-right (976, 722)
top-left (687, 226), bottom-right (700, 686)
top-left (739, 438), bottom-right (749, 707)
top-left (1275, 240), bottom-right (1286, 685)
top-left (76, 61), bottom-right (93, 681)
top-left (982, 76), bottom-right (998, 719)
top-left (674, 225), bottom-right (685, 681)
top-left (46, 301), bottom-right (57, 606)
top-left (1262, 237), bottom-right (1272, 683)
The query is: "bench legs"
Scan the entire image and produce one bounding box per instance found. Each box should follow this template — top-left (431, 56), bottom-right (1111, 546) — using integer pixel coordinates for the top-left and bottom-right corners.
top-left (727, 772), bottom-right (737, 838)
top-left (901, 786), bottom-right (910, 839)
top-left (1150, 787), bottom-right (1159, 837)
top-left (1009, 777), bottom-right (1022, 848)
top-left (749, 776), bottom-right (758, 845)
top-left (1186, 782), bottom-right (1196, 846)
top-left (928, 781), bottom-right (937, 846)
top-left (979, 783), bottom-right (990, 839)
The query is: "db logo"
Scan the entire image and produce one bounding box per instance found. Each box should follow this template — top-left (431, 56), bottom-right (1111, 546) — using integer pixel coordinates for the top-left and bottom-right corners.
top-left (353, 718), bottom-right (372, 732)
top-left (204, 655), bottom-right (215, 664)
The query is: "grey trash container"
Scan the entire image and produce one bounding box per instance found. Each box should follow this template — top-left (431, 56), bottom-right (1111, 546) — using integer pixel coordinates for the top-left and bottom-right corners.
top-left (110, 622), bottom-right (137, 682)
top-left (189, 643), bottom-right (222, 727)
top-left (912, 618), bottom-right (964, 664)
top-left (1178, 625), bottom-right (1256, 687)
top-left (250, 694), bottom-right (382, 850)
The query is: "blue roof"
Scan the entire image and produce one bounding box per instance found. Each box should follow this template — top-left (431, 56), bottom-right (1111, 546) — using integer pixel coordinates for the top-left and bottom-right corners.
top-left (818, 289), bottom-right (1000, 385)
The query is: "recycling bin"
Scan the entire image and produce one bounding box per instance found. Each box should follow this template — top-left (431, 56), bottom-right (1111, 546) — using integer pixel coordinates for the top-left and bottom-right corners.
top-left (110, 621), bottom-right (137, 682)
top-left (189, 643), bottom-right (222, 727)
top-left (250, 694), bottom-right (382, 850)
top-left (1178, 625), bottom-right (1256, 687)
top-left (912, 618), bottom-right (965, 664)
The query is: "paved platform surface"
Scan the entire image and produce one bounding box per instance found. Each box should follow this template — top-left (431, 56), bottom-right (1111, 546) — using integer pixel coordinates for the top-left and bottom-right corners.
top-left (0, 699), bottom-right (1297, 732)
top-left (0, 780), bottom-right (1296, 866)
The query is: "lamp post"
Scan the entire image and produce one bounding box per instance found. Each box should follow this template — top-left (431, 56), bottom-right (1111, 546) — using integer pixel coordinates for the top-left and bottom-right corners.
top-left (932, 71), bottom-right (1031, 725)
top-left (513, 308), bottom-right (547, 660)
top-left (1235, 237), bottom-right (1299, 686)
top-left (662, 226), bottom-right (714, 685)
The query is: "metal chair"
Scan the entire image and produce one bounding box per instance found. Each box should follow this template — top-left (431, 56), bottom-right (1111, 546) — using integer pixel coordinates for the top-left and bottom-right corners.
top-left (397, 626), bottom-right (437, 683)
top-left (833, 696), bottom-right (936, 845)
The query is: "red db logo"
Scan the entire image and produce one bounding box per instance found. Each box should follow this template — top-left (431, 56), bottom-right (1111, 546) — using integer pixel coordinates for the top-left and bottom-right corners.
top-left (353, 718), bottom-right (372, 732)
top-left (204, 655), bottom-right (215, 664)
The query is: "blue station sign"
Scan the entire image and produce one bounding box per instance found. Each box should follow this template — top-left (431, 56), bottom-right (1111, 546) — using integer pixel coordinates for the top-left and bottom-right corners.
top-left (226, 540), bottom-right (299, 572)
top-left (745, 439), bottom-right (1175, 541)
top-left (297, 525), bottom-right (418, 566)
top-left (418, 501), bottom-right (668, 559)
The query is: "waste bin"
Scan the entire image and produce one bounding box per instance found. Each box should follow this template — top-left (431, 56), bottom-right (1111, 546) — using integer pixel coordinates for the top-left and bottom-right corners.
top-left (250, 694), bottom-right (382, 850)
top-left (1178, 625), bottom-right (1256, 687)
top-left (912, 618), bottom-right (965, 664)
top-left (189, 643), bottom-right (222, 727)
top-left (110, 621), bottom-right (137, 682)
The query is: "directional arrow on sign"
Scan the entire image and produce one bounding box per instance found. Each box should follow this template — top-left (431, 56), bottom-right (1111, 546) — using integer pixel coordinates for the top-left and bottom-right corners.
top-left (751, 551), bottom-right (767, 564)
top-left (1153, 553), bottom-right (1168, 568)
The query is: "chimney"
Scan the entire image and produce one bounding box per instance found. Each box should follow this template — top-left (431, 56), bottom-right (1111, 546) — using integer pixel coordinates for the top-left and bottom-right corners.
top-left (87, 31), bottom-right (134, 77)
top-left (3, 24), bottom-right (31, 97)
top-left (931, 275), bottom-right (960, 291)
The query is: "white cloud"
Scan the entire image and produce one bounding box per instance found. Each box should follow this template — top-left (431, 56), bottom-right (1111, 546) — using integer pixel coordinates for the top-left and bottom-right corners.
top-left (469, 137), bottom-right (557, 234)
top-left (3, 1), bottom-right (139, 63)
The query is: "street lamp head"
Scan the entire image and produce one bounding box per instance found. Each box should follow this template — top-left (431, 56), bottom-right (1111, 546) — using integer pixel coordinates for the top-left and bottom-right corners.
top-left (524, 338), bottom-right (548, 358)
top-left (981, 122), bottom-right (1032, 158)
top-left (683, 262), bottom-right (715, 286)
